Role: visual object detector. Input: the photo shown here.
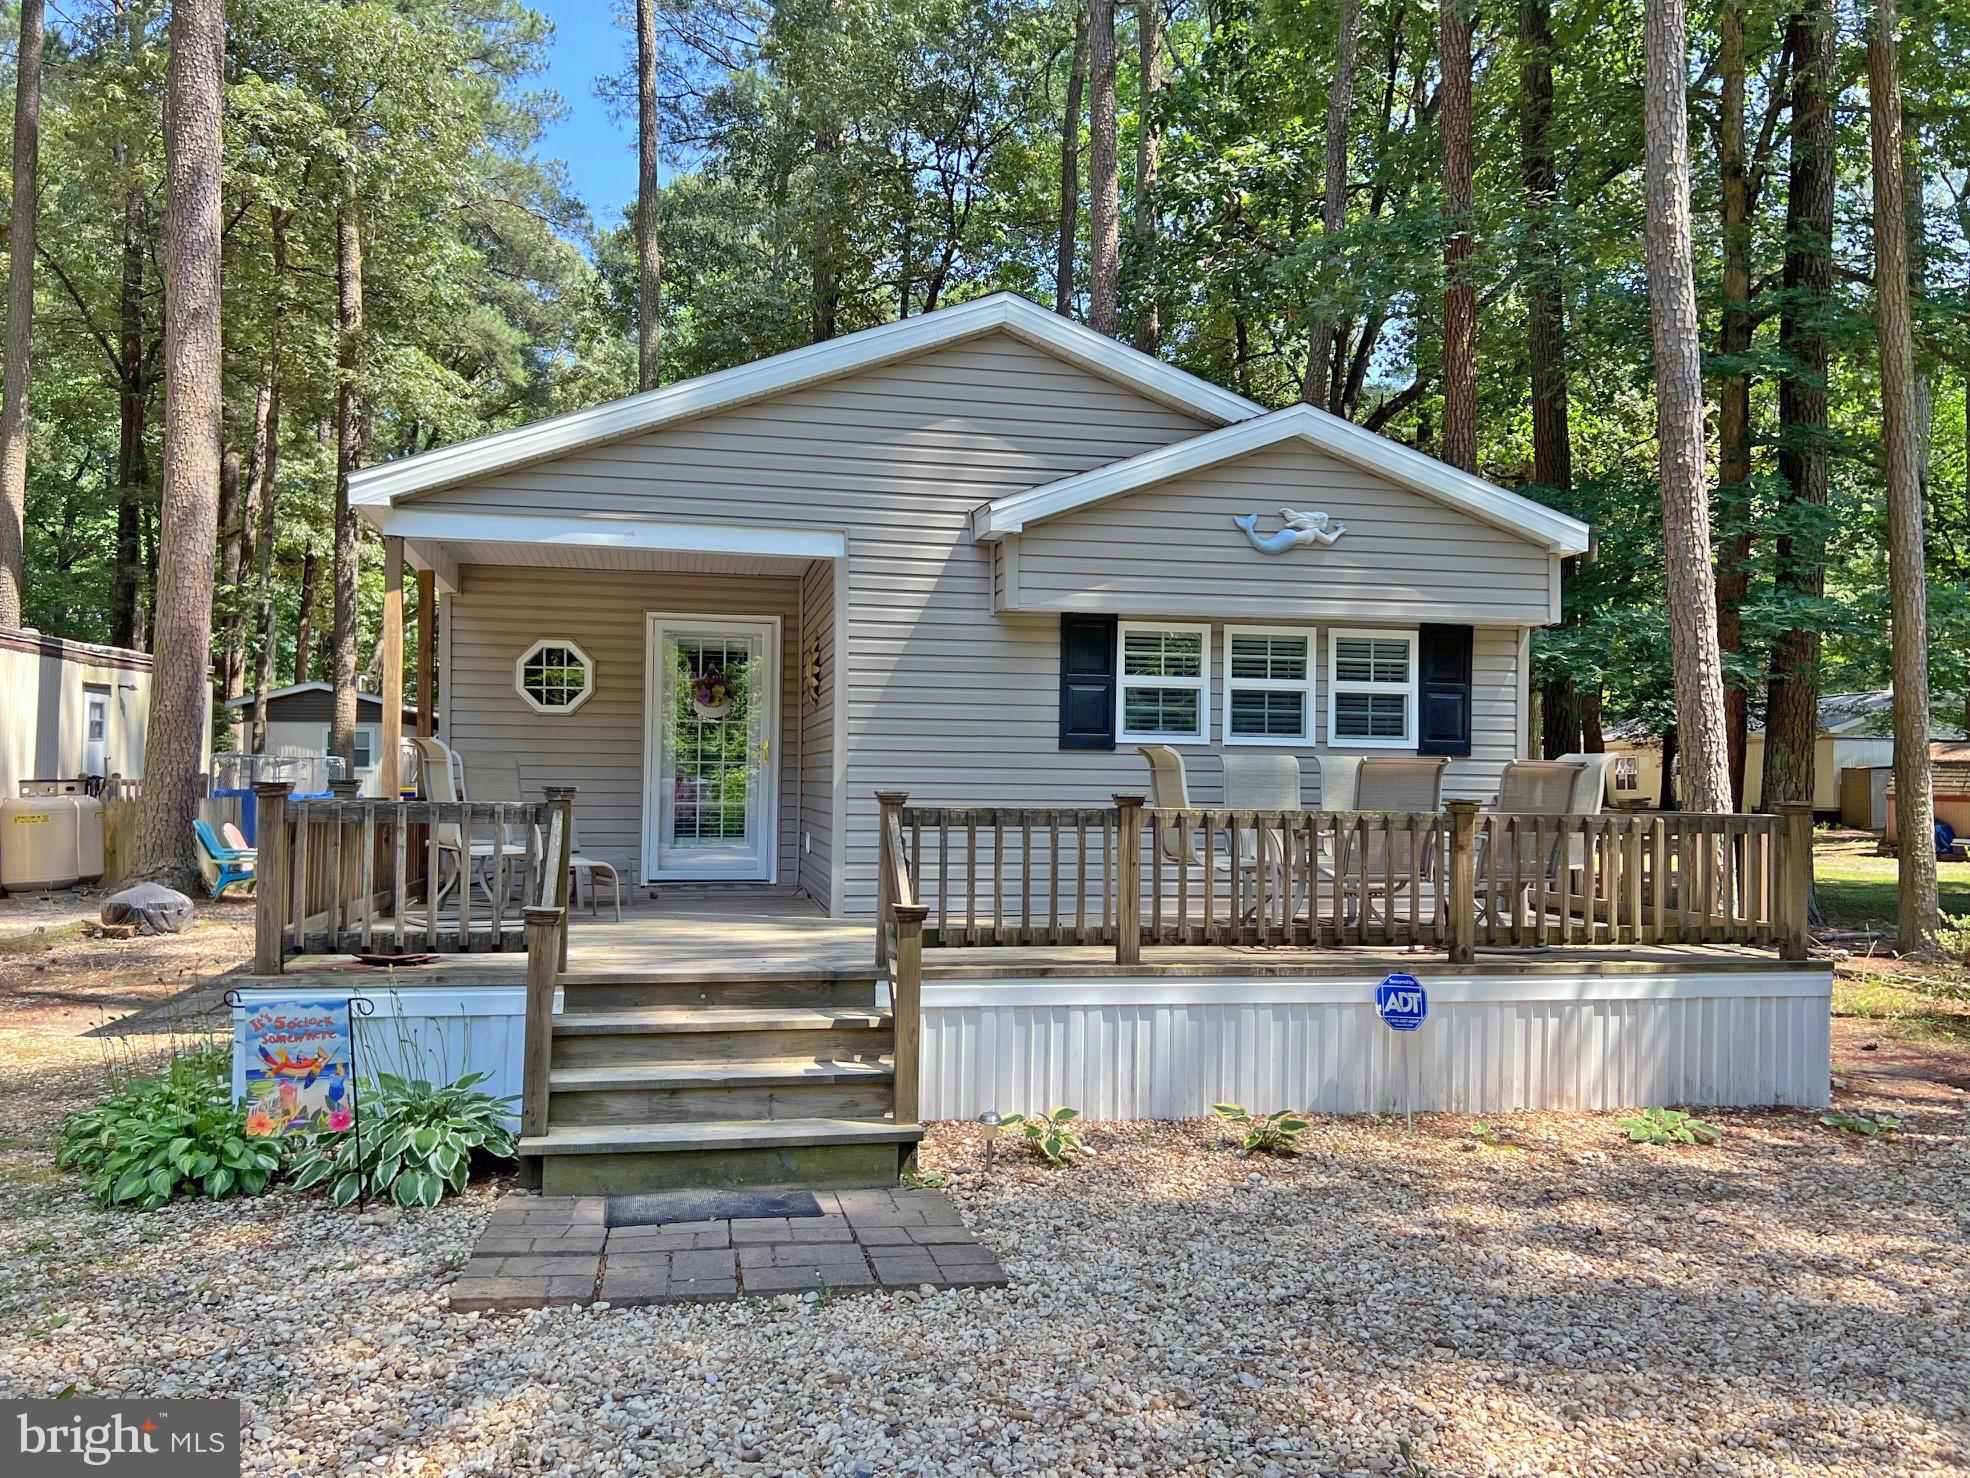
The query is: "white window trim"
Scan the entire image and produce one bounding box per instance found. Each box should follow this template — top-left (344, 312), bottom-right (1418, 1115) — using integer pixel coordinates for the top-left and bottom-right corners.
top-left (1222, 624), bottom-right (1317, 747)
top-left (321, 724), bottom-right (380, 771)
top-left (1326, 628), bottom-right (1419, 750)
top-left (515, 637), bottom-right (596, 715)
top-left (1117, 621), bottom-right (1211, 745)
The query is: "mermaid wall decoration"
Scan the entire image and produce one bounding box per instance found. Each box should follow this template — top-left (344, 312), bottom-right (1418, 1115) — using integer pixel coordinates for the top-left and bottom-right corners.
top-left (1233, 507), bottom-right (1347, 554)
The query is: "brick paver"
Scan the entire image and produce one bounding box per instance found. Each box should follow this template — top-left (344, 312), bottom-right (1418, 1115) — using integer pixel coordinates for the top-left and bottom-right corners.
top-left (448, 1187), bottom-right (1008, 1312)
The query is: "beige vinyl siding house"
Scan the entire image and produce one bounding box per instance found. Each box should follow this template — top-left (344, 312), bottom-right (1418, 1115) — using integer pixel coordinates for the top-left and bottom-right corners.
top-left (353, 294), bottom-right (1588, 918)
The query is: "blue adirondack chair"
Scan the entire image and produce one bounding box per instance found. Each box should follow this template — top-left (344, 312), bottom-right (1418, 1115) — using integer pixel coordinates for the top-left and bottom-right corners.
top-left (194, 818), bottom-right (256, 898)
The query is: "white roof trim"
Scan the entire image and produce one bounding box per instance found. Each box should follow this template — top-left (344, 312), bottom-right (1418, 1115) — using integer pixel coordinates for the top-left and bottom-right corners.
top-left (223, 682), bottom-right (402, 711)
top-left (349, 294), bottom-right (1263, 507)
top-left (971, 403), bottom-right (1593, 556)
top-left (368, 507), bottom-right (846, 561)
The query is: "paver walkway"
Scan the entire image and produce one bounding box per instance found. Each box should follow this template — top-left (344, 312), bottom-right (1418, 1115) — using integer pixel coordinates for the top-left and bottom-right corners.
top-left (450, 1187), bottom-right (1008, 1311)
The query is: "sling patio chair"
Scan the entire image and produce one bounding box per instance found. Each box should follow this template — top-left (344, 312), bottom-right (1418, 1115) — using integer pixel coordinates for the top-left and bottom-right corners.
top-left (1318, 755), bottom-right (1450, 925)
top-left (1220, 751), bottom-right (1303, 916)
top-left (1474, 758), bottom-right (1588, 930)
top-left (1137, 745), bottom-right (1274, 925)
top-left (411, 736), bottom-right (533, 911)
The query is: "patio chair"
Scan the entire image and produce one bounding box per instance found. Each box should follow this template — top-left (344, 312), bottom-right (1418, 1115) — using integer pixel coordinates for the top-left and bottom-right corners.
top-left (412, 736), bottom-right (531, 909)
top-left (194, 818), bottom-right (256, 898)
top-left (1315, 755), bottom-right (1363, 812)
top-left (1221, 752), bottom-right (1302, 911)
top-left (1320, 756), bottom-right (1450, 924)
top-left (1475, 759), bottom-right (1587, 928)
top-left (567, 817), bottom-right (623, 922)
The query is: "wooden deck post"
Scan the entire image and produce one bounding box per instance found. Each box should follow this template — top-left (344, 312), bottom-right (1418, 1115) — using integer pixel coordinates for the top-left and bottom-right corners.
top-left (1446, 800), bottom-right (1478, 965)
top-left (380, 535), bottom-right (405, 801)
top-left (1113, 793), bottom-right (1144, 964)
top-left (520, 902), bottom-right (564, 1186)
top-left (875, 791), bottom-right (907, 971)
top-left (544, 786), bottom-right (577, 970)
top-left (415, 567), bottom-right (435, 738)
top-left (890, 903), bottom-right (927, 1128)
top-left (252, 782), bottom-right (292, 975)
top-left (1778, 802), bottom-right (1814, 961)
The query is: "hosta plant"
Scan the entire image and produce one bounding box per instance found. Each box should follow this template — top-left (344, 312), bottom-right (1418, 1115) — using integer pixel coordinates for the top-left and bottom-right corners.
top-left (1213, 1103), bottom-right (1310, 1155)
top-left (997, 1107), bottom-right (1087, 1165)
top-left (57, 1048), bottom-right (282, 1210)
top-left (1617, 1107), bottom-right (1720, 1147)
top-left (1820, 1110), bottom-right (1903, 1137)
top-left (290, 1071), bottom-right (517, 1208)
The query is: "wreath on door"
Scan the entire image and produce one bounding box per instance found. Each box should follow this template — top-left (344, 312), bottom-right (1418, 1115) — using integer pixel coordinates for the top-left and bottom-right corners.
top-left (691, 668), bottom-right (733, 719)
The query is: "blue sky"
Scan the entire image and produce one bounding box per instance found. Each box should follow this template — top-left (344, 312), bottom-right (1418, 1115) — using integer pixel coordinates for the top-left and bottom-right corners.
top-left (530, 2), bottom-right (640, 231)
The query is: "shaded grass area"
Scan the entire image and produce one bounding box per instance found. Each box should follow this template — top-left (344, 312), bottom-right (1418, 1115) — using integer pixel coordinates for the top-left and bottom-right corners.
top-left (1832, 971), bottom-right (1970, 1046)
top-left (1815, 835), bottom-right (1970, 1047)
top-left (1813, 832), bottom-right (1970, 932)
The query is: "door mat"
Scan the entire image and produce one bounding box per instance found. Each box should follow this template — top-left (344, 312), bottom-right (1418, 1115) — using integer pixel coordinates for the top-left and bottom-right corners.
top-left (604, 1188), bottom-right (823, 1228)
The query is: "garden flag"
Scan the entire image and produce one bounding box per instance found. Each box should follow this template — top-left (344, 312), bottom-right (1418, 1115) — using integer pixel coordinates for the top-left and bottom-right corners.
top-left (241, 998), bottom-right (357, 1137)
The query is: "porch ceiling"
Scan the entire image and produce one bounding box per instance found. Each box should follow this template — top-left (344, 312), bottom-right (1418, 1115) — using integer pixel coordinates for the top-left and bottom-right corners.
top-left (415, 539), bottom-right (819, 584)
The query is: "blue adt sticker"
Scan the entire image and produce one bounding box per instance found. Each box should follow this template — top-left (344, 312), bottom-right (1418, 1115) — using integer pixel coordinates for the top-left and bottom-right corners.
top-left (1376, 973), bottom-right (1427, 1031)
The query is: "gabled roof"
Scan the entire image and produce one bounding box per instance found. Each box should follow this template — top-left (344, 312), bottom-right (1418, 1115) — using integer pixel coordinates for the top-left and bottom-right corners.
top-left (350, 293), bottom-right (1265, 508)
top-left (224, 682), bottom-right (405, 712)
top-left (971, 403), bottom-right (1592, 555)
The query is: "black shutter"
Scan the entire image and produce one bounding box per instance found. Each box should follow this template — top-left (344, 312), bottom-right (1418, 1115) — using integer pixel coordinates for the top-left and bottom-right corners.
top-left (1417, 624), bottom-right (1473, 757)
top-left (1059, 614), bottom-right (1118, 750)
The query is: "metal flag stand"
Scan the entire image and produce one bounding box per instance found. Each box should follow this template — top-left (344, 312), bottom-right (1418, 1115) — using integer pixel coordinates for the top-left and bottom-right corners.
top-left (224, 989), bottom-right (376, 1205)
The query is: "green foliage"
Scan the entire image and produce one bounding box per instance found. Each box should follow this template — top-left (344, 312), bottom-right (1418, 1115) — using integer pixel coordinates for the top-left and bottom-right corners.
top-left (1617, 1107), bottom-right (1721, 1147)
top-left (996, 1107), bottom-right (1086, 1166)
top-left (289, 1071), bottom-right (516, 1209)
top-left (1819, 1110), bottom-right (1904, 1137)
top-left (56, 1048), bottom-right (282, 1210)
top-left (1213, 1102), bottom-right (1310, 1155)
top-left (1467, 1121), bottom-right (1520, 1150)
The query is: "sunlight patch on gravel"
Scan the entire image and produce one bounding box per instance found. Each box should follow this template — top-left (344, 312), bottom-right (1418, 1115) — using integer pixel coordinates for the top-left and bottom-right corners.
top-left (1, 1032), bottom-right (1966, 1475)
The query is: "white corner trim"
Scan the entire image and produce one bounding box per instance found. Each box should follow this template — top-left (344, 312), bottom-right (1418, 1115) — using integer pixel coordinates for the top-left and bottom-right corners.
top-left (404, 538), bottom-right (460, 595)
top-left (974, 404), bottom-right (1592, 556)
top-left (366, 507), bottom-right (848, 562)
top-left (349, 294), bottom-right (1263, 508)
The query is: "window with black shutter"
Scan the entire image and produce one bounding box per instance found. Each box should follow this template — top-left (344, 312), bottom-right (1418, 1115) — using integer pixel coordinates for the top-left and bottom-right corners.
top-left (1416, 624), bottom-right (1474, 757)
top-left (1059, 613), bottom-right (1118, 749)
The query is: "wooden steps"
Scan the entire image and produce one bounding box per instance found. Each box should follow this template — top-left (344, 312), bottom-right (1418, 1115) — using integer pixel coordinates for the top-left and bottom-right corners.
top-left (523, 967), bottom-right (921, 1194)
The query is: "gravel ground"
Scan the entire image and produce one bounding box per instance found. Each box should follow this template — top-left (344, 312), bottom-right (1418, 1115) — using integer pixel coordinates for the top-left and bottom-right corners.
top-left (2, 994), bottom-right (1966, 1478)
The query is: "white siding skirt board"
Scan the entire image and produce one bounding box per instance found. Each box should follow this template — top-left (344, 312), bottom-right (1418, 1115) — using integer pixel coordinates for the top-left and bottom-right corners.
top-left (917, 970), bottom-right (1832, 1119)
top-left (229, 987), bottom-right (537, 1127)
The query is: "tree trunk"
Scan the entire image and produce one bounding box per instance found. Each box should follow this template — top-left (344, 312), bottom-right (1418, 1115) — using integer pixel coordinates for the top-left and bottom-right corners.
top-left (1056, 3), bottom-right (1086, 317)
top-left (1131, 0), bottom-right (1164, 353)
top-left (131, 0), bottom-right (224, 889)
top-left (1642, 0), bottom-right (1732, 815)
top-left (1303, 0), bottom-right (1361, 407)
top-left (1438, 0), bottom-right (1477, 474)
top-left (1714, 3), bottom-right (1754, 809)
top-left (292, 547), bottom-right (318, 685)
top-left (635, 0), bottom-right (662, 391)
top-left (0, 0), bottom-right (45, 629)
top-left (250, 209), bottom-right (288, 752)
top-left (1659, 724), bottom-right (1679, 811)
top-left (217, 444), bottom-right (243, 746)
top-left (330, 172), bottom-right (364, 771)
top-left (1086, 0), bottom-right (1120, 336)
top-left (1869, 0), bottom-right (1937, 954)
top-left (112, 180), bottom-right (149, 650)
top-left (1760, 3), bottom-right (1835, 813)
top-left (810, 127), bottom-right (841, 342)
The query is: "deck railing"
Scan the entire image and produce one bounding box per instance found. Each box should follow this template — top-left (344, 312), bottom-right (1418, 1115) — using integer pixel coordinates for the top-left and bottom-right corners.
top-left (250, 781), bottom-right (575, 972)
top-left (876, 793), bottom-right (1815, 966)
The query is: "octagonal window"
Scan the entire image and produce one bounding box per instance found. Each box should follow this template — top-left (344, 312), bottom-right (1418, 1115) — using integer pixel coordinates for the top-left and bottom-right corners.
top-left (515, 639), bottom-right (594, 714)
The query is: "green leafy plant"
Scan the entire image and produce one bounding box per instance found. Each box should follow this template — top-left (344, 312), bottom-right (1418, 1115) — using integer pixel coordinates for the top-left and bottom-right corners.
top-left (996, 1107), bottom-right (1086, 1165)
top-left (1819, 1110), bottom-right (1903, 1136)
top-left (1468, 1121), bottom-right (1521, 1150)
top-left (290, 1071), bottom-right (516, 1208)
top-left (1617, 1107), bottom-right (1720, 1147)
top-left (901, 1168), bottom-right (949, 1189)
top-left (1213, 1103), bottom-right (1310, 1155)
top-left (56, 1047), bottom-right (282, 1210)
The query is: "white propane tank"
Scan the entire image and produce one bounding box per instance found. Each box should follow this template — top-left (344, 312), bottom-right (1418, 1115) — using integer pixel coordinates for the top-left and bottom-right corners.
top-left (3, 781), bottom-right (85, 892)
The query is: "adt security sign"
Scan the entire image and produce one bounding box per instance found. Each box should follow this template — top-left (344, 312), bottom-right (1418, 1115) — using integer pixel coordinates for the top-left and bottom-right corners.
top-left (1376, 973), bottom-right (1427, 1031)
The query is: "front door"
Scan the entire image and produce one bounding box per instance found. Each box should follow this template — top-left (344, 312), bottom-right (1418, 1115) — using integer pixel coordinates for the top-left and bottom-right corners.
top-left (643, 615), bottom-right (778, 882)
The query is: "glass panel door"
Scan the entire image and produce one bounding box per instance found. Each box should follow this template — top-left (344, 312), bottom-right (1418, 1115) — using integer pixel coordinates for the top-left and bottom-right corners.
top-left (646, 618), bottom-right (776, 880)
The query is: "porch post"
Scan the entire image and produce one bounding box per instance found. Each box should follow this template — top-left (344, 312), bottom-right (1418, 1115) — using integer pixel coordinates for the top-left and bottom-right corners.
top-left (519, 902), bottom-right (563, 1188)
top-left (875, 790), bottom-right (908, 972)
top-left (415, 567), bottom-right (435, 738)
top-left (890, 903), bottom-right (926, 1129)
top-left (380, 535), bottom-right (405, 799)
top-left (252, 781), bottom-right (292, 975)
top-left (1778, 802), bottom-right (1814, 961)
top-left (544, 786), bottom-right (578, 971)
top-left (1113, 793), bottom-right (1144, 965)
top-left (1446, 800), bottom-right (1478, 964)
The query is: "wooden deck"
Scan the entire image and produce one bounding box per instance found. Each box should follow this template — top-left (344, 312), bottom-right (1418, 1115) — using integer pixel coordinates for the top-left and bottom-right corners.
top-left (255, 891), bottom-right (1808, 989)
